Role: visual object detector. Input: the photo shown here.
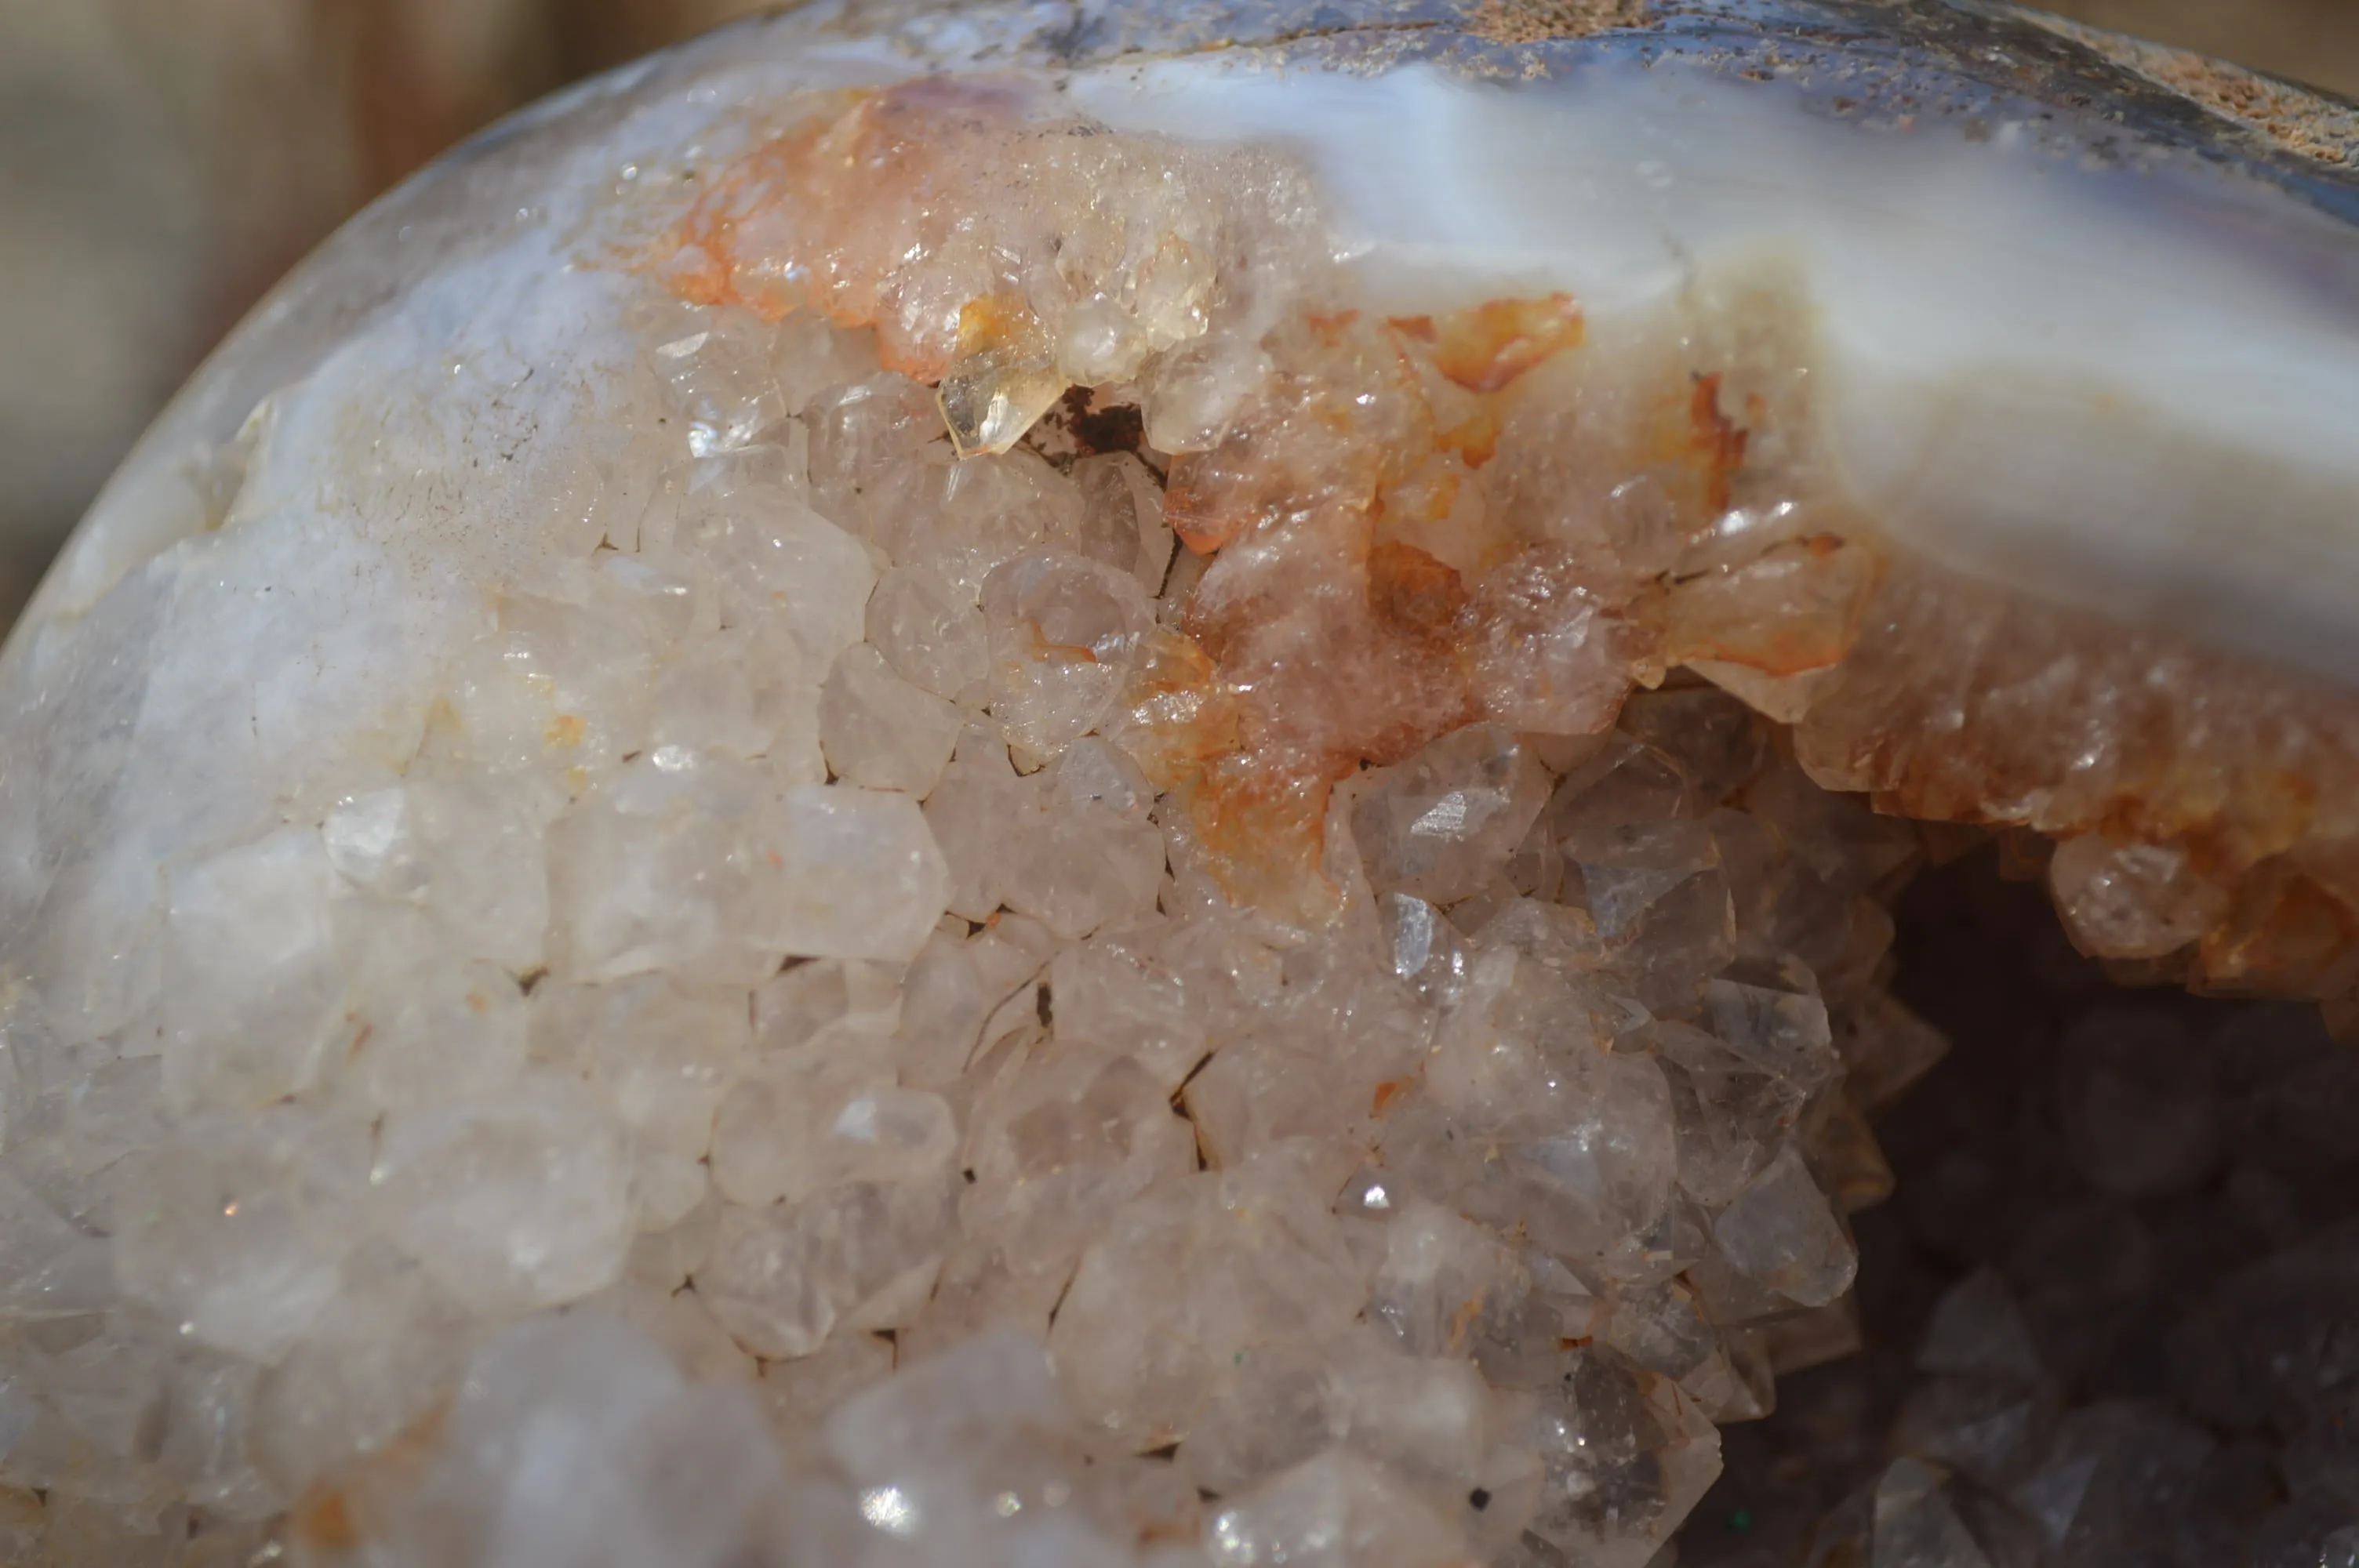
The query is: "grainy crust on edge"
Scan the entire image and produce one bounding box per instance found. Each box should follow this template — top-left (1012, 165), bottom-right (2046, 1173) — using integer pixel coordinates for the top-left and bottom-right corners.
top-left (1460, 0), bottom-right (1651, 46)
top-left (2026, 14), bottom-right (2359, 167)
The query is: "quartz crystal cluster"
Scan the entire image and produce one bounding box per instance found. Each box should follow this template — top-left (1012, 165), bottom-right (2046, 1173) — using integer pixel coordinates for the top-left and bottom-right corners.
top-left (0, 35), bottom-right (2354, 1568)
top-left (1684, 864), bottom-right (2359, 1568)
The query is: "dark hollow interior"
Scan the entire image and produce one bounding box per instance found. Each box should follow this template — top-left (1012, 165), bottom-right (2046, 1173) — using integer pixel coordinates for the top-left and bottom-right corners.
top-left (1671, 848), bottom-right (2359, 1566)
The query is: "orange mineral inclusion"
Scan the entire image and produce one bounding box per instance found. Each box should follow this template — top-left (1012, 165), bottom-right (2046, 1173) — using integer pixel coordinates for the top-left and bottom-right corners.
top-left (648, 74), bottom-right (2359, 995)
top-left (656, 93), bottom-right (1729, 917)
top-left (1390, 292), bottom-right (1587, 395)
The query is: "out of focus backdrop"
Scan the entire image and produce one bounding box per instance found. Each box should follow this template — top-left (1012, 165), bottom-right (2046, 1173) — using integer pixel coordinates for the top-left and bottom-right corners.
top-left (2, 0), bottom-right (2355, 626)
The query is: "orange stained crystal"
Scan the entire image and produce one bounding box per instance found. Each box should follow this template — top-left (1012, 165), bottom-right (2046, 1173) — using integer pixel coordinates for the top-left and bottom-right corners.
top-left (1390, 292), bottom-right (1587, 394)
top-left (656, 80), bottom-right (2359, 997)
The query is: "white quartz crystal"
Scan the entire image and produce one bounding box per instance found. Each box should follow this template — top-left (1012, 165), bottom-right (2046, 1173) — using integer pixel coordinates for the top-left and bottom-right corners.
top-left (372, 1070), bottom-right (634, 1315)
top-left (0, 4), bottom-right (2262, 1564)
top-left (111, 1109), bottom-right (364, 1363)
top-left (820, 644), bottom-right (964, 794)
top-left (1208, 1449), bottom-right (1472, 1568)
top-left (1352, 724), bottom-right (1552, 906)
top-left (159, 829), bottom-right (347, 1111)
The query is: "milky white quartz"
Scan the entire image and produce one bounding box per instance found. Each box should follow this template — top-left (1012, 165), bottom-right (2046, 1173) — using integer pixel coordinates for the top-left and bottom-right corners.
top-left (0, 5), bottom-right (2069, 1565)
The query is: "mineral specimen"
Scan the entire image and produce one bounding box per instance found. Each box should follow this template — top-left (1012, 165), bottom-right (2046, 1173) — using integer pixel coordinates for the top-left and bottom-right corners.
top-left (1688, 873), bottom-right (2359, 1568)
top-left (2, 1), bottom-right (2357, 1565)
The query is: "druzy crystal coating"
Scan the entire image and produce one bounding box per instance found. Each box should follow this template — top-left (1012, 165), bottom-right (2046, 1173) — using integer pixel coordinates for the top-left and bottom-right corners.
top-left (2, 1), bottom-right (2359, 1564)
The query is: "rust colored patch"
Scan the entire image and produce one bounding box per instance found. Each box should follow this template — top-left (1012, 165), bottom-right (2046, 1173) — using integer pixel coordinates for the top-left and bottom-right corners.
top-left (290, 1396), bottom-right (453, 1557)
top-left (1192, 756), bottom-right (1349, 927)
top-left (957, 292), bottom-right (1039, 355)
top-left (1152, 297), bottom-right (1616, 912)
top-left (1448, 1291), bottom-right (1485, 1352)
top-left (1796, 555), bottom-right (2359, 1003)
top-left (1369, 540), bottom-right (1470, 646)
top-left (2198, 862), bottom-right (2359, 996)
top-left (660, 82), bottom-right (1038, 381)
top-left (2028, 16), bottom-right (2359, 168)
top-left (1436, 405), bottom-right (1502, 469)
top-left (1307, 309), bottom-right (1362, 346)
top-left (1372, 1077), bottom-right (1415, 1118)
top-left (1688, 372), bottom-right (1749, 516)
top-left (1111, 628), bottom-right (1239, 793)
top-left (1396, 294), bottom-right (1587, 394)
top-left (1023, 620), bottom-right (1103, 666)
top-left (2143, 55), bottom-right (2357, 165)
top-left (663, 91), bottom-right (863, 320)
top-left (1464, 0), bottom-right (1652, 46)
top-left (544, 713), bottom-right (587, 750)
top-left (658, 88), bottom-right (1525, 920)
top-left (293, 1486), bottom-right (361, 1554)
top-left (645, 65), bottom-right (2359, 993)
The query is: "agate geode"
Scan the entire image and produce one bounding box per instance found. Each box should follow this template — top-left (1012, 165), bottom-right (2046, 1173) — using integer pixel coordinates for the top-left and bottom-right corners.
top-left (2, 2), bottom-right (2357, 1565)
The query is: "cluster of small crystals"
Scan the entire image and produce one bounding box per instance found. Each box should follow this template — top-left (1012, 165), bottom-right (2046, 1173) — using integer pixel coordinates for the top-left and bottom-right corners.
top-left (13, 64), bottom-right (2359, 1568)
top-left (667, 79), bottom-right (1329, 461)
top-left (1794, 558), bottom-right (2359, 1006)
top-left (659, 75), bottom-right (2359, 1006)
top-left (1677, 871), bottom-right (2359, 1568)
top-left (694, 85), bottom-right (2359, 1011)
top-left (0, 346), bottom-right (1945, 1560)
top-left (663, 85), bottom-right (1896, 931)
top-left (0, 84), bottom-right (1980, 1568)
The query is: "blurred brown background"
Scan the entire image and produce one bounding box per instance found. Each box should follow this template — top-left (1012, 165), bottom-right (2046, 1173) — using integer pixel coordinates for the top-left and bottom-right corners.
top-left (2, 0), bottom-right (2355, 626)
